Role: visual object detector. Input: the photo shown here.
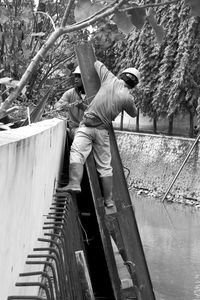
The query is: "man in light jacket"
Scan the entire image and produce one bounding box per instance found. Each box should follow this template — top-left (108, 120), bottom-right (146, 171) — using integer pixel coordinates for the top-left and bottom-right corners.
top-left (54, 66), bottom-right (87, 140)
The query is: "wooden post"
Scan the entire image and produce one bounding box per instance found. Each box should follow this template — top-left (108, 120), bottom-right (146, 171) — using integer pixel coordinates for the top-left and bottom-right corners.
top-left (76, 42), bottom-right (123, 300)
top-left (75, 42), bottom-right (100, 102)
top-left (109, 127), bottom-right (155, 299)
top-left (75, 250), bottom-right (95, 300)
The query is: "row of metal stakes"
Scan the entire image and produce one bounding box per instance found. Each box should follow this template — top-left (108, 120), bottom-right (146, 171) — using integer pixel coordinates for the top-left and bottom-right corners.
top-left (7, 192), bottom-right (77, 300)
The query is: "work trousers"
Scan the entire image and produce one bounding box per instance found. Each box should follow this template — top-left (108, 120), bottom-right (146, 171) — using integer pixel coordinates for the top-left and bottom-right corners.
top-left (70, 124), bottom-right (113, 177)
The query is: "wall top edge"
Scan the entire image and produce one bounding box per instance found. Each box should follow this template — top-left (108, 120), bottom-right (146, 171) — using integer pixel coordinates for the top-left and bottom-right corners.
top-left (0, 118), bottom-right (66, 146)
top-left (114, 130), bottom-right (196, 142)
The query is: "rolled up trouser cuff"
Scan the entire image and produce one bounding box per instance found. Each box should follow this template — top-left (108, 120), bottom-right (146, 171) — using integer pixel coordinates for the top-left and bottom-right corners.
top-left (70, 152), bottom-right (85, 165)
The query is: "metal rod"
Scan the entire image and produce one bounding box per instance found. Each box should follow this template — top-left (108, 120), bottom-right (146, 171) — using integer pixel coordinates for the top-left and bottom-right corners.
top-left (162, 132), bottom-right (200, 202)
top-left (38, 238), bottom-right (69, 288)
top-left (19, 272), bottom-right (55, 300)
top-left (25, 261), bottom-right (60, 300)
top-left (27, 254), bottom-right (66, 300)
top-left (32, 248), bottom-right (67, 299)
top-left (8, 297), bottom-right (45, 300)
top-left (15, 282), bottom-right (51, 300)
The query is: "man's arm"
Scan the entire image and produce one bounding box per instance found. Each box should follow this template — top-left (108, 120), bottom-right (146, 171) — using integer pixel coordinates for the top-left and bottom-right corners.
top-left (54, 90), bottom-right (71, 110)
top-left (55, 88), bottom-right (88, 111)
top-left (94, 60), bottom-right (115, 83)
top-left (124, 96), bottom-right (138, 118)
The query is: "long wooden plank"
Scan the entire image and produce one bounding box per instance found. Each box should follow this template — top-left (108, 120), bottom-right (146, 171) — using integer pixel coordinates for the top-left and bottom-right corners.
top-left (75, 42), bottom-right (123, 300)
top-left (75, 250), bottom-right (95, 300)
top-left (76, 42), bottom-right (155, 300)
top-left (86, 154), bottom-right (123, 300)
top-left (109, 127), bottom-right (155, 299)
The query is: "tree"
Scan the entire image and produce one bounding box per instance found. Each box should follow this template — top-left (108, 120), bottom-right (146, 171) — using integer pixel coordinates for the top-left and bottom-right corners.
top-left (0, 0), bottom-right (80, 116)
top-left (114, 0), bottom-right (200, 135)
top-left (0, 0), bottom-right (199, 119)
top-left (91, 21), bottom-right (123, 71)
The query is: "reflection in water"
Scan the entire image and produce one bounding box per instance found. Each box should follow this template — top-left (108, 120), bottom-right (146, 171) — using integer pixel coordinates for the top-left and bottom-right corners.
top-left (194, 274), bottom-right (200, 300)
top-left (130, 191), bottom-right (200, 300)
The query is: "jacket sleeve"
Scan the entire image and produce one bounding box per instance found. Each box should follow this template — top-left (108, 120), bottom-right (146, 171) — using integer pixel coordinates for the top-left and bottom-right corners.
top-left (94, 60), bottom-right (115, 83)
top-left (76, 101), bottom-right (88, 110)
top-left (54, 90), bottom-right (71, 110)
top-left (123, 95), bottom-right (138, 118)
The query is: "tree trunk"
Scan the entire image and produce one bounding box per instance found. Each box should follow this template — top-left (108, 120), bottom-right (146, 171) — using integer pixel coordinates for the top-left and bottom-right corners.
top-left (189, 111), bottom-right (194, 138)
top-left (168, 115), bottom-right (173, 136)
top-left (0, 31), bottom-right (5, 63)
top-left (120, 110), bottom-right (124, 131)
top-left (153, 117), bottom-right (157, 134)
top-left (136, 108), bottom-right (139, 132)
top-left (26, 69), bottom-right (41, 100)
top-left (0, 27), bottom-right (63, 118)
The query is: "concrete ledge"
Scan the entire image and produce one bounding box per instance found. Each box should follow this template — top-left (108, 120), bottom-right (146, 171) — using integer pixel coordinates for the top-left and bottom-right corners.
top-left (0, 118), bottom-right (66, 298)
top-left (0, 118), bottom-right (64, 145)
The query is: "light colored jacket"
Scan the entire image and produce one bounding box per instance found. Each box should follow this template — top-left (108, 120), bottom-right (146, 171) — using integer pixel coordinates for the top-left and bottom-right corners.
top-left (55, 87), bottom-right (87, 130)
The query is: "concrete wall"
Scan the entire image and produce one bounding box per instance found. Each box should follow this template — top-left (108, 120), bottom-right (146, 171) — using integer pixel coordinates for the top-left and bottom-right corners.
top-left (115, 131), bottom-right (200, 200)
top-left (0, 119), bottom-right (66, 299)
top-left (1, 122), bottom-right (199, 298)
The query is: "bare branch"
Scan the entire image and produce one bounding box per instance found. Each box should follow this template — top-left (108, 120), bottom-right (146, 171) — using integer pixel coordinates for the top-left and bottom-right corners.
top-left (67, 0), bottom-right (180, 30)
top-left (62, 0), bottom-right (127, 33)
top-left (0, 28), bottom-right (64, 118)
top-left (74, 0), bottom-right (119, 26)
top-left (37, 53), bottom-right (75, 90)
top-left (34, 11), bottom-right (56, 31)
top-left (61, 0), bottom-right (76, 27)
top-left (120, 0), bottom-right (181, 12)
top-left (0, 0), bottom-right (183, 119)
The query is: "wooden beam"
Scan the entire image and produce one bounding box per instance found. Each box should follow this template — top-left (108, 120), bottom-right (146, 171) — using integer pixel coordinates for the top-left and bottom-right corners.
top-left (75, 250), bottom-right (95, 300)
top-left (76, 42), bottom-right (123, 300)
top-left (85, 154), bottom-right (124, 300)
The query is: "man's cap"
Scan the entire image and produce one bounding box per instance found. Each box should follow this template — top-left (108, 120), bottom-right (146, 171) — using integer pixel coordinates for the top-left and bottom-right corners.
top-left (73, 66), bottom-right (81, 74)
top-left (121, 67), bottom-right (140, 82)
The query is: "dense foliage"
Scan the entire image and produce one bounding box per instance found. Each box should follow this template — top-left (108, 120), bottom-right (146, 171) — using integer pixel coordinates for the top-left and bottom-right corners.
top-left (113, 0), bottom-right (200, 135)
top-left (0, 0), bottom-right (200, 134)
top-left (0, 0), bottom-right (81, 117)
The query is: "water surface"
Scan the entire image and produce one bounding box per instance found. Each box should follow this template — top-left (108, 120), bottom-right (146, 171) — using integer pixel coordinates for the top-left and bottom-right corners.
top-left (130, 191), bottom-right (200, 300)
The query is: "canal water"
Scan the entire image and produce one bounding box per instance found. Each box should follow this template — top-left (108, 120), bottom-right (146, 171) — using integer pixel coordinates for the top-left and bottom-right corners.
top-left (130, 191), bottom-right (200, 300)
